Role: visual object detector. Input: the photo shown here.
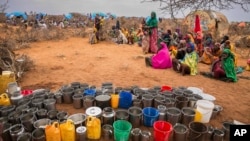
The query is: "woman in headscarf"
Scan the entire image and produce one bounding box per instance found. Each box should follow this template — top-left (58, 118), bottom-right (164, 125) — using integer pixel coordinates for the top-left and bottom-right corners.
top-left (200, 33), bottom-right (216, 65)
top-left (172, 42), bottom-right (199, 75)
top-left (145, 42), bottom-right (172, 69)
top-left (144, 11), bottom-right (158, 53)
top-left (211, 47), bottom-right (237, 82)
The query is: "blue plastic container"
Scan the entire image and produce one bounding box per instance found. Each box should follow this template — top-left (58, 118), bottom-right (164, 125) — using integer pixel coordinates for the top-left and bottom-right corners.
top-left (118, 91), bottom-right (132, 109)
top-left (143, 107), bottom-right (159, 127)
top-left (84, 89), bottom-right (96, 96)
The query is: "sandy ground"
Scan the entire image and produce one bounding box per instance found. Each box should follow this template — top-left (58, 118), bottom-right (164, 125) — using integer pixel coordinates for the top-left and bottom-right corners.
top-left (15, 37), bottom-right (250, 140)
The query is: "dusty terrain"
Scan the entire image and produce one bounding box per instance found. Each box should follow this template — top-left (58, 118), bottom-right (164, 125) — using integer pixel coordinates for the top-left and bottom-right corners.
top-left (14, 37), bottom-right (250, 139)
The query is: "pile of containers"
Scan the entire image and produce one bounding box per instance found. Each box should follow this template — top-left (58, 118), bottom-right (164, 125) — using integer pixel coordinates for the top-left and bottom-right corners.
top-left (0, 82), bottom-right (229, 141)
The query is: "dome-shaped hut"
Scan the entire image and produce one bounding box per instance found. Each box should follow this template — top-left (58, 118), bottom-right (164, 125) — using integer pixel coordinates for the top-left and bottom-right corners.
top-left (183, 10), bottom-right (229, 39)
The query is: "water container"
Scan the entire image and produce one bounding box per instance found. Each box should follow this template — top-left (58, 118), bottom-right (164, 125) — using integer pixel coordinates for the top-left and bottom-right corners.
top-left (196, 100), bottom-right (214, 123)
top-left (45, 122), bottom-right (61, 141)
top-left (86, 116), bottom-right (101, 139)
top-left (11, 91), bottom-right (23, 106)
top-left (0, 93), bottom-right (11, 106)
top-left (60, 119), bottom-right (76, 141)
top-left (153, 121), bottom-right (173, 141)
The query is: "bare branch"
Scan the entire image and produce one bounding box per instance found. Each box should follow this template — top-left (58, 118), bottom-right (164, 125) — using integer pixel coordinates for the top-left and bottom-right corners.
top-left (0, 0), bottom-right (9, 13)
top-left (141, 0), bottom-right (250, 18)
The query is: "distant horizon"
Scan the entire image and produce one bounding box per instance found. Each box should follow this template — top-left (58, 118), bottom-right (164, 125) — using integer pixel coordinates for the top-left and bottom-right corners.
top-left (4, 0), bottom-right (250, 22)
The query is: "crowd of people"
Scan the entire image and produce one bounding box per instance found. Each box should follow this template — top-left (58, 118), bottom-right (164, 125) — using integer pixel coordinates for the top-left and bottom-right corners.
top-left (141, 11), bottom-right (250, 83)
top-left (5, 11), bottom-right (249, 82)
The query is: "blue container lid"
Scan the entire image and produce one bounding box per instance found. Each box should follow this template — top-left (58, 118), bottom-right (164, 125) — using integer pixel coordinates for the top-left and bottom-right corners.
top-left (84, 89), bottom-right (96, 96)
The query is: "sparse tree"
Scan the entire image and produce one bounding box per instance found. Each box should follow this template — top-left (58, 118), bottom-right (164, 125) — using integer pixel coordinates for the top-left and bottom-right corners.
top-left (0, 0), bottom-right (9, 13)
top-left (142, 0), bottom-right (250, 18)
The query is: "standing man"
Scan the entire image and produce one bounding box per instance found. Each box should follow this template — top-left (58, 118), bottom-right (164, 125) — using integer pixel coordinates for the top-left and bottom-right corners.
top-left (94, 14), bottom-right (101, 41)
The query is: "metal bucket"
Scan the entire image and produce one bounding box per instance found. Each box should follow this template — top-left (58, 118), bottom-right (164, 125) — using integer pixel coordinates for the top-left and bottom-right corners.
top-left (16, 104), bottom-right (30, 114)
top-left (10, 124), bottom-right (25, 141)
top-left (131, 128), bottom-right (141, 141)
top-left (132, 99), bottom-right (142, 108)
top-left (188, 122), bottom-right (208, 141)
top-left (0, 105), bottom-right (16, 117)
top-left (158, 105), bottom-right (167, 121)
top-left (161, 91), bottom-right (174, 98)
top-left (183, 89), bottom-right (194, 97)
top-left (115, 109), bottom-right (129, 121)
top-left (76, 126), bottom-right (86, 141)
top-left (67, 113), bottom-right (87, 127)
top-left (55, 93), bottom-right (63, 104)
top-left (128, 106), bottom-right (142, 128)
top-left (173, 123), bottom-right (189, 141)
top-left (32, 128), bottom-right (46, 141)
top-left (62, 87), bottom-right (74, 104)
top-left (188, 97), bottom-right (197, 108)
top-left (57, 111), bottom-right (69, 121)
top-left (166, 107), bottom-right (181, 126)
top-left (33, 118), bottom-right (51, 129)
top-left (205, 125), bottom-right (214, 141)
top-left (154, 94), bottom-right (165, 108)
top-left (71, 81), bottom-right (81, 90)
top-left (17, 98), bottom-right (31, 107)
top-left (1, 122), bottom-right (12, 141)
top-left (31, 98), bottom-right (44, 109)
top-left (20, 112), bottom-right (36, 132)
top-left (102, 124), bottom-right (113, 140)
top-left (8, 110), bottom-right (22, 124)
top-left (181, 107), bottom-right (196, 127)
top-left (222, 121), bottom-right (233, 141)
top-left (17, 132), bottom-right (32, 141)
top-left (102, 107), bottom-right (115, 125)
top-left (95, 94), bottom-right (111, 109)
top-left (141, 130), bottom-right (152, 141)
top-left (142, 94), bottom-right (154, 108)
top-left (175, 96), bottom-right (189, 109)
top-left (173, 89), bottom-right (183, 98)
top-left (73, 94), bottom-right (83, 109)
top-left (47, 109), bottom-right (59, 120)
top-left (43, 98), bottom-right (56, 111)
top-left (83, 95), bottom-right (95, 109)
top-left (36, 109), bottom-right (47, 119)
top-left (213, 129), bottom-right (224, 141)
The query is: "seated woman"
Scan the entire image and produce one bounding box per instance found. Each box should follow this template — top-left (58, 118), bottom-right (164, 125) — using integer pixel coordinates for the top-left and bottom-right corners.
top-left (200, 42), bottom-right (220, 65)
top-left (210, 48), bottom-right (237, 82)
top-left (172, 42), bottom-right (198, 75)
top-left (175, 40), bottom-right (187, 60)
top-left (145, 42), bottom-right (172, 69)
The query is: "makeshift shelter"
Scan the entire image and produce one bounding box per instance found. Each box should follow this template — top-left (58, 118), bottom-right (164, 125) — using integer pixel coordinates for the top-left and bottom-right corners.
top-left (5, 11), bottom-right (28, 21)
top-left (183, 10), bottom-right (229, 38)
top-left (64, 13), bottom-right (73, 20)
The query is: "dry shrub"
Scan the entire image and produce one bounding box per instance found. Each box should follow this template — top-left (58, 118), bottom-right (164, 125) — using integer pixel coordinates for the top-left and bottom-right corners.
top-left (0, 36), bottom-right (17, 50)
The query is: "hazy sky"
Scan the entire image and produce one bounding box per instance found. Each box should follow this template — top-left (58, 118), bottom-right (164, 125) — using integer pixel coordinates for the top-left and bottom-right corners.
top-left (4, 0), bottom-right (250, 22)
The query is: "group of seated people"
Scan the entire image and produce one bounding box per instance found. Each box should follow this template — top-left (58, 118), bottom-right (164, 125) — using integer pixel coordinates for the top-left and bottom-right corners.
top-left (145, 31), bottom-right (249, 83)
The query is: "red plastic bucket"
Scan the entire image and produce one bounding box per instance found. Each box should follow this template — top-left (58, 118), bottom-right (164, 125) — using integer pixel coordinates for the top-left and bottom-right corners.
top-left (161, 85), bottom-right (172, 92)
top-left (22, 90), bottom-right (33, 96)
top-left (153, 121), bottom-right (173, 141)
